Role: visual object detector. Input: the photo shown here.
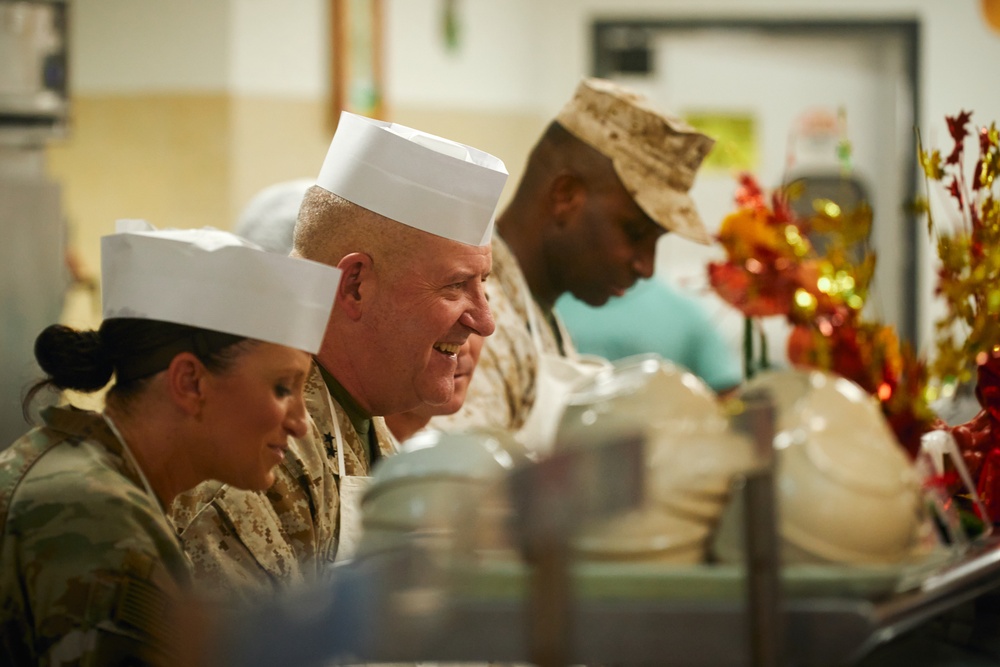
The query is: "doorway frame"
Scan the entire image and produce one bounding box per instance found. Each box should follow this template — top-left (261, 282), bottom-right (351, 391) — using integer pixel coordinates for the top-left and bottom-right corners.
top-left (592, 18), bottom-right (921, 345)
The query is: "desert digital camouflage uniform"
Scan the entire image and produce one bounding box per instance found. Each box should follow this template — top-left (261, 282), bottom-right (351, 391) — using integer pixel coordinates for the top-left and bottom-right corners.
top-left (432, 235), bottom-right (576, 434)
top-left (0, 406), bottom-right (189, 667)
top-left (171, 361), bottom-right (394, 602)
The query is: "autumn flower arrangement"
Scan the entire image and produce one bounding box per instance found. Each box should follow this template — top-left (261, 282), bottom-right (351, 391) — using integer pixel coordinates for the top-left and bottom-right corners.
top-left (918, 110), bottom-right (1000, 385)
top-left (921, 110), bottom-right (1000, 522)
top-left (708, 173), bottom-right (936, 457)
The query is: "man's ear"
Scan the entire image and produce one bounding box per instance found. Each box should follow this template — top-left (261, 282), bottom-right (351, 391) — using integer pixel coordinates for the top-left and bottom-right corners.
top-left (165, 352), bottom-right (207, 416)
top-left (548, 170), bottom-right (586, 227)
top-left (336, 252), bottom-right (374, 321)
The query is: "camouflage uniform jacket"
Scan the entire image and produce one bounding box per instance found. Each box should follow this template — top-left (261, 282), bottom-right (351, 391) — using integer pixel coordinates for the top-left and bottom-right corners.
top-left (171, 362), bottom-right (395, 602)
top-left (0, 406), bottom-right (190, 667)
top-left (432, 234), bottom-right (576, 434)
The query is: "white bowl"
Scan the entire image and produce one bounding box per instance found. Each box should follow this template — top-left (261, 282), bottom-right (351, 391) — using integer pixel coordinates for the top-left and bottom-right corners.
top-left (359, 430), bottom-right (527, 559)
top-left (712, 369), bottom-right (926, 565)
top-left (646, 428), bottom-right (757, 500)
top-left (711, 497), bottom-right (832, 565)
top-left (369, 428), bottom-right (525, 487)
top-left (745, 368), bottom-right (901, 465)
top-left (711, 476), bottom-right (923, 566)
top-left (736, 368), bottom-right (812, 434)
top-left (657, 489), bottom-right (731, 522)
top-left (362, 476), bottom-right (488, 531)
top-left (354, 524), bottom-right (461, 566)
top-left (354, 526), bottom-right (412, 560)
top-left (777, 441), bottom-right (922, 563)
top-left (556, 357), bottom-right (749, 545)
top-left (559, 354), bottom-right (727, 445)
top-left (573, 506), bottom-right (710, 564)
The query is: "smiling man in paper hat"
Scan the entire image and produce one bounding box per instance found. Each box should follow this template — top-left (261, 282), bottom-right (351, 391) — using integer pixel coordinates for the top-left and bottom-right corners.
top-left (432, 78), bottom-right (715, 450)
top-left (173, 112), bottom-right (508, 600)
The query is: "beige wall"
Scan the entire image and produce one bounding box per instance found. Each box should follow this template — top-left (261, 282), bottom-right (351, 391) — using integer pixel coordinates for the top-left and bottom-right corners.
top-left (389, 105), bottom-right (547, 208)
top-left (46, 94), bottom-right (232, 278)
top-left (43, 0), bottom-right (1000, 350)
top-left (45, 94), bottom-right (330, 285)
top-left (228, 96), bottom-right (333, 217)
top-left (45, 94), bottom-right (546, 292)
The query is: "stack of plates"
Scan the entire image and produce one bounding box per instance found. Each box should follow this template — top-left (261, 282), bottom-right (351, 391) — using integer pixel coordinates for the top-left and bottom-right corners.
top-left (558, 354), bottom-right (754, 565)
top-left (712, 369), bottom-right (930, 565)
top-left (573, 507), bottom-right (711, 564)
top-left (560, 353), bottom-right (728, 439)
top-left (356, 429), bottom-right (527, 561)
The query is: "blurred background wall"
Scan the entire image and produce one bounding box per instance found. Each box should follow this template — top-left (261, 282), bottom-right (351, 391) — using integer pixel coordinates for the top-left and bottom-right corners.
top-left (5, 0), bottom-right (1000, 440)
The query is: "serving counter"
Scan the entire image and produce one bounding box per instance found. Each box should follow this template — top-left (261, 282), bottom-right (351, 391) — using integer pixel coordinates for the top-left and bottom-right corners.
top-left (217, 533), bottom-right (1000, 667)
top-left (219, 415), bottom-right (1000, 667)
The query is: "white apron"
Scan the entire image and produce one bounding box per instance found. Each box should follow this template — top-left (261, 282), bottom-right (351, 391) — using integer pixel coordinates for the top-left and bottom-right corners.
top-left (328, 392), bottom-right (371, 564)
top-left (515, 292), bottom-right (610, 457)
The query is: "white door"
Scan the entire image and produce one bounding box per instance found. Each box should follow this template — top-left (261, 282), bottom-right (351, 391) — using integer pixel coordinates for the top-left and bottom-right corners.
top-left (611, 25), bottom-right (915, 366)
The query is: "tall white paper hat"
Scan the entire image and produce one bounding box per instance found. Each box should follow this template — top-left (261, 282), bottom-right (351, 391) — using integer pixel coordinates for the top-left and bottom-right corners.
top-left (101, 220), bottom-right (341, 354)
top-left (316, 112), bottom-right (508, 247)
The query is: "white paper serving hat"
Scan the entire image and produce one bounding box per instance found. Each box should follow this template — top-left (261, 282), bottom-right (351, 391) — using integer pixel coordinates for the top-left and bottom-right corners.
top-left (101, 220), bottom-right (341, 354)
top-left (315, 111), bottom-right (509, 247)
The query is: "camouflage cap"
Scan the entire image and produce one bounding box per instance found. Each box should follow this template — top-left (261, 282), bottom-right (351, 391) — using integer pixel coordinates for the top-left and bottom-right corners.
top-left (555, 78), bottom-right (715, 244)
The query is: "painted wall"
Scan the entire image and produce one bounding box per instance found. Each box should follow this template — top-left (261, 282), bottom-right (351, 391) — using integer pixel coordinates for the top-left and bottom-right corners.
top-left (43, 0), bottom-right (1000, 352)
top-left (47, 0), bottom-right (334, 291)
top-left (70, 0), bottom-right (230, 92)
top-left (229, 0), bottom-right (328, 96)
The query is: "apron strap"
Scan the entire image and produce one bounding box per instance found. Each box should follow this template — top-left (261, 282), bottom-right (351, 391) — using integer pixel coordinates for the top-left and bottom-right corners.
top-left (326, 390), bottom-right (348, 479)
top-left (522, 275), bottom-right (545, 354)
top-left (519, 265), bottom-right (575, 359)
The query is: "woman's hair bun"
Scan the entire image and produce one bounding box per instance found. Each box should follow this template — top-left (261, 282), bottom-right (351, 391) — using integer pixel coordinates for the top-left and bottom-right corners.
top-left (33, 324), bottom-right (114, 392)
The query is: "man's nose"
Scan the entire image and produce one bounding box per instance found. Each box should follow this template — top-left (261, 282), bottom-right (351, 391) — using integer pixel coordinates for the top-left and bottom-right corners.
top-left (460, 284), bottom-right (495, 337)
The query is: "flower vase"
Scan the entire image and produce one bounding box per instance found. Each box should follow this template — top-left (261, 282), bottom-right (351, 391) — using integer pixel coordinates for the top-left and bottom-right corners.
top-left (742, 316), bottom-right (770, 380)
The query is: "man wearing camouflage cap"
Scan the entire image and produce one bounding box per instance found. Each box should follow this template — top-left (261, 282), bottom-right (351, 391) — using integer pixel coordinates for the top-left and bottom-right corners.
top-left (432, 78), bottom-right (715, 454)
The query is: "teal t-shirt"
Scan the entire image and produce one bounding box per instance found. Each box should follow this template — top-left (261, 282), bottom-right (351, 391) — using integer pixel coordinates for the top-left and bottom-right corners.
top-left (555, 278), bottom-right (742, 392)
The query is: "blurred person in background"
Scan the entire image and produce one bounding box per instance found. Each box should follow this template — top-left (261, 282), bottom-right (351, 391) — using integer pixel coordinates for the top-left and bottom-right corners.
top-left (556, 276), bottom-right (742, 394)
top-left (172, 113), bottom-right (507, 601)
top-left (233, 178), bottom-right (313, 254)
top-left (0, 222), bottom-right (339, 667)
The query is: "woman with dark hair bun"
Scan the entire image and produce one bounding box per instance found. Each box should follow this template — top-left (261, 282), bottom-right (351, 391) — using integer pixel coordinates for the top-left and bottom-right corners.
top-left (0, 221), bottom-right (341, 667)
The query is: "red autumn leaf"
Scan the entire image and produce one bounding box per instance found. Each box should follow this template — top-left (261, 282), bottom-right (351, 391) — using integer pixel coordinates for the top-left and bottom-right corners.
top-left (977, 447), bottom-right (1000, 523)
top-left (707, 261), bottom-right (798, 318)
top-left (734, 172), bottom-right (766, 210)
top-left (947, 175), bottom-right (964, 208)
top-left (975, 352), bottom-right (1000, 426)
top-left (980, 124), bottom-right (993, 155)
top-left (786, 325), bottom-right (816, 366)
top-left (945, 110), bottom-right (972, 165)
top-left (886, 407), bottom-right (933, 460)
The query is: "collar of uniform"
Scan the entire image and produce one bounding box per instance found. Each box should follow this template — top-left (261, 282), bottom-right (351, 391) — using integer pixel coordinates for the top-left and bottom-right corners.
top-left (490, 233), bottom-right (532, 323)
top-left (315, 363), bottom-right (372, 441)
top-left (42, 405), bottom-right (120, 452)
top-left (492, 233), bottom-right (575, 357)
top-left (38, 405), bottom-right (148, 492)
